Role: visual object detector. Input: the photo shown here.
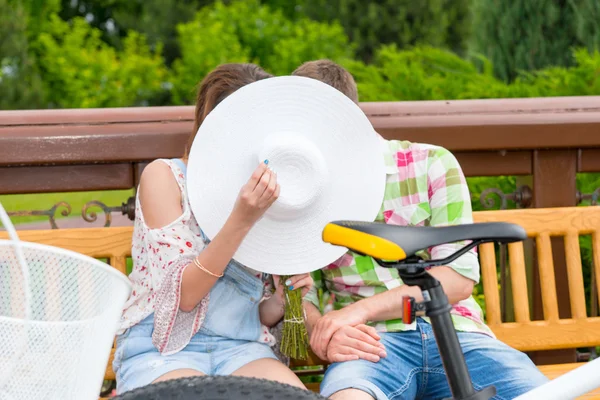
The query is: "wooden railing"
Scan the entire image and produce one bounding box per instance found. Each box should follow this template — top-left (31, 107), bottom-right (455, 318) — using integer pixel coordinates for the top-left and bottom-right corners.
top-left (2, 96), bottom-right (600, 367)
top-left (1, 96), bottom-right (599, 194)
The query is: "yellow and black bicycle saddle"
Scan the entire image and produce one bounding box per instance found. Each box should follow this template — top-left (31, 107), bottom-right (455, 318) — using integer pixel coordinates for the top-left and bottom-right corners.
top-left (322, 221), bottom-right (526, 261)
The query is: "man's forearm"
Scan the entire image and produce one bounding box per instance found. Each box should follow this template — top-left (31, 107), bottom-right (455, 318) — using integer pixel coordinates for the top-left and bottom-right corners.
top-left (351, 283), bottom-right (421, 323)
top-left (352, 266), bottom-right (475, 323)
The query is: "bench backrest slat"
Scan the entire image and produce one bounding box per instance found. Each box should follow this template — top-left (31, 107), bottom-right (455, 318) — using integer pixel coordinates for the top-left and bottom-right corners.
top-left (0, 227), bottom-right (133, 260)
top-left (474, 206), bottom-right (600, 351)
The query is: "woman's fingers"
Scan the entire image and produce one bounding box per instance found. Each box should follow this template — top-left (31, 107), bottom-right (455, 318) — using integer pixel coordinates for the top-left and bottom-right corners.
top-left (269, 184), bottom-right (281, 205)
top-left (253, 168), bottom-right (272, 199)
top-left (260, 170), bottom-right (278, 204)
top-left (247, 161), bottom-right (269, 191)
top-left (285, 274), bottom-right (312, 290)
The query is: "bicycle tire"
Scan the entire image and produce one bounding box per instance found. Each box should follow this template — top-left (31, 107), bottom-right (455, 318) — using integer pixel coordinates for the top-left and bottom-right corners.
top-left (113, 375), bottom-right (327, 400)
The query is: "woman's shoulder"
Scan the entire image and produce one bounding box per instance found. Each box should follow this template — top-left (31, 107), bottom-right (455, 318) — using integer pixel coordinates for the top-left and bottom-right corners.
top-left (139, 160), bottom-right (181, 197)
top-left (142, 159), bottom-right (184, 179)
top-left (138, 159), bottom-right (188, 229)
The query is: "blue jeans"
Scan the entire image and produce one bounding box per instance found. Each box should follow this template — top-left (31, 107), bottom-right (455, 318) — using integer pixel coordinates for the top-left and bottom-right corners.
top-left (320, 318), bottom-right (548, 400)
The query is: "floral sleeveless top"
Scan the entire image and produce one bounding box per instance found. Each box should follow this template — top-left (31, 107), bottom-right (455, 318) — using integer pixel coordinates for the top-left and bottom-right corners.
top-left (116, 159), bottom-right (276, 355)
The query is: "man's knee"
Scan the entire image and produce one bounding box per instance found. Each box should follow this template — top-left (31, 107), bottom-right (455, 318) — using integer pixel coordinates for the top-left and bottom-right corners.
top-left (329, 388), bottom-right (375, 400)
top-left (461, 335), bottom-right (549, 397)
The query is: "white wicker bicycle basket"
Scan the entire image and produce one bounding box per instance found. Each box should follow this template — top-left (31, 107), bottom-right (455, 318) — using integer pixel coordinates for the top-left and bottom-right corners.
top-left (0, 202), bottom-right (132, 400)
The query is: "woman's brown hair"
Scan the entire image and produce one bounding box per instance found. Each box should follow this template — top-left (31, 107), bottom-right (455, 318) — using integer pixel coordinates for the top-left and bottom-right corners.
top-left (184, 63), bottom-right (273, 158)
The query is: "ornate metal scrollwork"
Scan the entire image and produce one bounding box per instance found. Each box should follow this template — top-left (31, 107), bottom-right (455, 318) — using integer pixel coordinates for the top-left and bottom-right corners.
top-left (6, 197), bottom-right (135, 229)
top-left (576, 188), bottom-right (600, 206)
top-left (7, 202), bottom-right (72, 229)
top-left (479, 185), bottom-right (533, 210)
top-left (82, 197), bottom-right (136, 228)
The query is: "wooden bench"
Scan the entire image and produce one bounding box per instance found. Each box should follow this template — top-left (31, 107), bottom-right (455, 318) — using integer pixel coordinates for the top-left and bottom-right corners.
top-left (475, 206), bottom-right (600, 399)
top-left (2, 206), bottom-right (600, 398)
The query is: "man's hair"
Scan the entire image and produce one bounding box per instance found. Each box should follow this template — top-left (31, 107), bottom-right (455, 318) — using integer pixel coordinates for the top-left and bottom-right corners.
top-left (292, 59), bottom-right (359, 104)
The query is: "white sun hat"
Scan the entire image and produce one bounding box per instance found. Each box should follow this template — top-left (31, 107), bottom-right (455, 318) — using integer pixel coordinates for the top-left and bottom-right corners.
top-left (186, 75), bottom-right (386, 275)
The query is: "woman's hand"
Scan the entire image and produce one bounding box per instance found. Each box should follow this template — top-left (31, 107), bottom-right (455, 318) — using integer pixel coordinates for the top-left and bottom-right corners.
top-left (272, 273), bottom-right (314, 302)
top-left (229, 161), bottom-right (280, 229)
top-left (259, 274), bottom-right (313, 327)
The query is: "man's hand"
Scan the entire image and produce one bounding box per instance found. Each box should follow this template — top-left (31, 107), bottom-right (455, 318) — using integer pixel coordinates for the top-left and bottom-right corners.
top-left (327, 324), bottom-right (387, 363)
top-left (309, 305), bottom-right (369, 360)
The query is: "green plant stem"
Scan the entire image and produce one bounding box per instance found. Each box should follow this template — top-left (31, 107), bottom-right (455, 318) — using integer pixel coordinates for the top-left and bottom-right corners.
top-left (279, 275), bottom-right (309, 360)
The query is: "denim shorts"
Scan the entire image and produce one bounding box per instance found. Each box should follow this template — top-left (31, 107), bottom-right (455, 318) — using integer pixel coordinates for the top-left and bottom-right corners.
top-left (112, 316), bottom-right (278, 394)
top-left (320, 318), bottom-right (549, 400)
top-left (113, 260), bottom-right (278, 395)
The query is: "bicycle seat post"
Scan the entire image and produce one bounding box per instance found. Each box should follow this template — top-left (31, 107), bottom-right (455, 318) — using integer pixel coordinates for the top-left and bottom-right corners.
top-left (397, 265), bottom-right (496, 400)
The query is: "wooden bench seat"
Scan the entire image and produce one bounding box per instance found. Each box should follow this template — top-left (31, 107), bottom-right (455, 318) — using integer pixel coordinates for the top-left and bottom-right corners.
top-left (537, 364), bottom-right (600, 398)
top-left (3, 206), bottom-right (600, 399)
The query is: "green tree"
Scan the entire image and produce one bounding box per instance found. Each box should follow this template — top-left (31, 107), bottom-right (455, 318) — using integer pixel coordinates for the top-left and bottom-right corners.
top-left (285, 0), bottom-right (471, 62)
top-left (171, 0), bottom-right (352, 104)
top-left (470, 0), bottom-right (600, 81)
top-left (344, 45), bottom-right (505, 102)
top-left (344, 45), bottom-right (600, 102)
top-left (36, 14), bottom-right (168, 108)
top-left (111, 0), bottom-right (210, 65)
top-left (0, 0), bottom-right (47, 109)
top-left (57, 0), bottom-right (473, 68)
top-left (21, 0), bottom-right (62, 39)
top-left (506, 48), bottom-right (600, 98)
top-left (59, 0), bottom-right (215, 65)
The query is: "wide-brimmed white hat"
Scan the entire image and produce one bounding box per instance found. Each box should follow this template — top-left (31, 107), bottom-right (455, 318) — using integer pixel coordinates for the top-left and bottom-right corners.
top-left (187, 76), bottom-right (386, 275)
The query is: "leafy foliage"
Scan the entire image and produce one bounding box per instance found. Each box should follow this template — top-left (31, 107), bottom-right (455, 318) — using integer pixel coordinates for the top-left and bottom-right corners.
top-left (0, 0), bottom-right (47, 109)
top-left (5, 0), bottom-right (600, 108)
top-left (282, 0), bottom-right (471, 62)
top-left (171, 0), bottom-right (352, 104)
top-left (343, 45), bottom-right (600, 102)
top-left (470, 0), bottom-right (600, 81)
top-left (36, 14), bottom-right (168, 108)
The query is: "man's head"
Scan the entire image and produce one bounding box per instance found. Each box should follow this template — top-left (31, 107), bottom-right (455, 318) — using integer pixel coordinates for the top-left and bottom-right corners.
top-left (292, 60), bottom-right (359, 104)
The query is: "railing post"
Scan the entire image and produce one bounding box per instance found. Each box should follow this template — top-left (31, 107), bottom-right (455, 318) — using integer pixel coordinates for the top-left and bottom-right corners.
top-left (530, 149), bottom-right (578, 365)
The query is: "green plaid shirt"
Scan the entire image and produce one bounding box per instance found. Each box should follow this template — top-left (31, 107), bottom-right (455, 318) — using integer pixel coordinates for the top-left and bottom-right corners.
top-left (305, 139), bottom-right (494, 337)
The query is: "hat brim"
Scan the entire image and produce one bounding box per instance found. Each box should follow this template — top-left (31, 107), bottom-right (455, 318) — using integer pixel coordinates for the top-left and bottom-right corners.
top-left (187, 76), bottom-right (386, 275)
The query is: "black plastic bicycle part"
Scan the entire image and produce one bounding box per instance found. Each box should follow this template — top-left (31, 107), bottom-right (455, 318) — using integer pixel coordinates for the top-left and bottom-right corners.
top-left (375, 239), bottom-right (486, 273)
top-left (112, 375), bottom-right (327, 400)
top-left (327, 220), bottom-right (526, 260)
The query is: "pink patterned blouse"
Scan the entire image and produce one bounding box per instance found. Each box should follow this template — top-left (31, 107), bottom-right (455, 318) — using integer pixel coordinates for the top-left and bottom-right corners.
top-left (116, 159), bottom-right (276, 355)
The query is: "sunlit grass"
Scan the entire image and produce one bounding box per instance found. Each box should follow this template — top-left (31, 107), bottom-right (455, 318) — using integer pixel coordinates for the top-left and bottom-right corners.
top-left (0, 190), bottom-right (134, 226)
